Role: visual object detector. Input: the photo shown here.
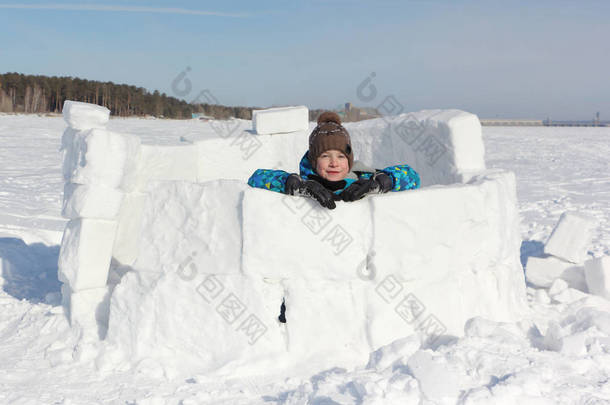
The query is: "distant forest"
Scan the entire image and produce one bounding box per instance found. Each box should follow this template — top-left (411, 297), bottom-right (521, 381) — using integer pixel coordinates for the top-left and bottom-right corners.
top-left (0, 73), bottom-right (327, 120)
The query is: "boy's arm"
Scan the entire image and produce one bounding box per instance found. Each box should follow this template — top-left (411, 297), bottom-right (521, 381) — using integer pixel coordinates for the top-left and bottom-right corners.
top-left (247, 169), bottom-right (292, 193)
top-left (379, 165), bottom-right (420, 191)
top-left (248, 170), bottom-right (337, 209)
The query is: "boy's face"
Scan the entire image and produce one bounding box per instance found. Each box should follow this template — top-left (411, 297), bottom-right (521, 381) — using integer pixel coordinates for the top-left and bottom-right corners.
top-left (315, 149), bottom-right (349, 181)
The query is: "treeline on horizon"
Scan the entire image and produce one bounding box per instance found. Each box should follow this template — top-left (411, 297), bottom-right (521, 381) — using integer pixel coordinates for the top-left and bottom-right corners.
top-left (0, 73), bottom-right (327, 121)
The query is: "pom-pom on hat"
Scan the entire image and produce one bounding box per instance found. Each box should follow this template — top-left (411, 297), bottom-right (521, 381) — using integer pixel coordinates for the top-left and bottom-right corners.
top-left (308, 111), bottom-right (353, 170)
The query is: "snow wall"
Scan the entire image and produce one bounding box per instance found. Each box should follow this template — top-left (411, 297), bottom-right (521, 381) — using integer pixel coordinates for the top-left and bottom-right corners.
top-left (58, 101), bottom-right (527, 378)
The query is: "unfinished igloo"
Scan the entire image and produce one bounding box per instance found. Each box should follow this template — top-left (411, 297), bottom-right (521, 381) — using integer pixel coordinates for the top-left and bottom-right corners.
top-left (57, 101), bottom-right (527, 377)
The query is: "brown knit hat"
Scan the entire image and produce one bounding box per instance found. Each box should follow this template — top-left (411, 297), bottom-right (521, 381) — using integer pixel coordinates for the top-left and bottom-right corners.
top-left (309, 111), bottom-right (353, 170)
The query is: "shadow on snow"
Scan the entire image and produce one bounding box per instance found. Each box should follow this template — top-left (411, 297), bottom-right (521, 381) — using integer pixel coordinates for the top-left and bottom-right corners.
top-left (0, 237), bottom-right (61, 304)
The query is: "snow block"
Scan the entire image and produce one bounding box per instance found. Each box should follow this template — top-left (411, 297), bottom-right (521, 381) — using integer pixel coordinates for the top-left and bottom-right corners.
top-left (62, 183), bottom-right (125, 220)
top-left (544, 212), bottom-right (597, 263)
top-left (106, 272), bottom-right (286, 377)
top-left (196, 129), bottom-right (306, 182)
top-left (349, 110), bottom-right (485, 187)
top-left (370, 170), bottom-right (526, 345)
top-left (584, 257), bottom-right (610, 300)
top-left (242, 188), bottom-right (371, 280)
top-left (62, 128), bottom-right (141, 190)
top-left (62, 284), bottom-right (110, 338)
top-left (525, 255), bottom-right (586, 290)
top-left (56, 108), bottom-right (524, 377)
top-left (58, 218), bottom-right (117, 291)
top-left (136, 144), bottom-right (198, 186)
top-left (133, 180), bottom-right (245, 275)
top-left (252, 106), bottom-right (309, 135)
top-left (111, 192), bottom-right (148, 266)
top-left (98, 169), bottom-right (526, 376)
top-left (189, 109), bottom-right (483, 187)
top-left (62, 100), bottom-right (110, 131)
top-left (281, 279), bottom-right (370, 369)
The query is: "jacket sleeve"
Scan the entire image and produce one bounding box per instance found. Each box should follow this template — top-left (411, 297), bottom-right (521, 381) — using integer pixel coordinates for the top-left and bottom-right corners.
top-left (379, 165), bottom-right (420, 191)
top-left (247, 169), bottom-right (292, 193)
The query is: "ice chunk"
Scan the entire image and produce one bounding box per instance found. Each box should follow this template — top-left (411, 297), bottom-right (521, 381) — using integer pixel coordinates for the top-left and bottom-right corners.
top-left (535, 289), bottom-right (551, 304)
top-left (63, 128), bottom-right (141, 190)
top-left (62, 100), bottom-right (110, 130)
top-left (365, 335), bottom-right (420, 372)
top-left (134, 180), bottom-right (245, 275)
top-left (58, 218), bottom-right (117, 290)
top-left (406, 350), bottom-right (463, 402)
top-left (548, 278), bottom-right (569, 296)
top-left (62, 183), bottom-right (124, 219)
top-left (463, 317), bottom-right (525, 343)
top-left (252, 106), bottom-right (309, 135)
top-left (584, 256), bottom-right (610, 300)
top-left (242, 188), bottom-right (370, 280)
top-left (525, 255), bottom-right (586, 290)
top-left (544, 212), bottom-right (597, 263)
top-left (552, 287), bottom-right (588, 304)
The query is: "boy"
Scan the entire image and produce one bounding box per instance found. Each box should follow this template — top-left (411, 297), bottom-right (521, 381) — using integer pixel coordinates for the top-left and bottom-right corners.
top-left (248, 112), bottom-right (420, 209)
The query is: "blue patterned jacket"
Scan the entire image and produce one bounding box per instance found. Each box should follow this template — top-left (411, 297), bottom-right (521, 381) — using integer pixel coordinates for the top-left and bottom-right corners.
top-left (247, 152), bottom-right (420, 194)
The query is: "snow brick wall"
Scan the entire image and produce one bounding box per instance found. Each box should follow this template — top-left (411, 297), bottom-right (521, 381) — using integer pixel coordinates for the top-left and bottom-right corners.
top-left (57, 101), bottom-right (527, 377)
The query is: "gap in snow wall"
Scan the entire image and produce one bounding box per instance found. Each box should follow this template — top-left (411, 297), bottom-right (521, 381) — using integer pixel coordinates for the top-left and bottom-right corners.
top-left (57, 101), bottom-right (527, 377)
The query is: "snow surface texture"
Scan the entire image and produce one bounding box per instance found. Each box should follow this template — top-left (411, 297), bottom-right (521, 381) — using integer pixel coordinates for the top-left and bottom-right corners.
top-left (1, 114), bottom-right (610, 403)
top-left (53, 102), bottom-right (527, 379)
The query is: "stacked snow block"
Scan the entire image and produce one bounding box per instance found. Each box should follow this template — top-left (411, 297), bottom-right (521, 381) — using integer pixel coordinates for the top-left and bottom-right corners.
top-left (195, 125), bottom-right (307, 182)
top-left (349, 109), bottom-right (486, 187)
top-left (367, 170), bottom-right (525, 349)
top-left (58, 101), bottom-right (141, 333)
top-left (525, 212), bottom-right (597, 293)
top-left (57, 103), bottom-right (512, 376)
top-left (252, 105), bottom-right (309, 135)
top-left (103, 167), bottom-right (527, 377)
top-left (194, 108), bottom-right (486, 188)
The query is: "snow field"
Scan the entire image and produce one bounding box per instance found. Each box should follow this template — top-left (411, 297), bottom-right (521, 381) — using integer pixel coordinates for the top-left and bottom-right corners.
top-left (1, 113), bottom-right (610, 403)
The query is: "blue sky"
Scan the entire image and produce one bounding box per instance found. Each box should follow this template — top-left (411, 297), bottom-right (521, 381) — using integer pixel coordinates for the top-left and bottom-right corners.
top-left (1, 0), bottom-right (608, 119)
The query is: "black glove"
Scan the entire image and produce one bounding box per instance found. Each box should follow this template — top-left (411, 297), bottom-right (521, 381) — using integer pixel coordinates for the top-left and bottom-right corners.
top-left (340, 172), bottom-right (393, 202)
top-left (285, 174), bottom-right (336, 210)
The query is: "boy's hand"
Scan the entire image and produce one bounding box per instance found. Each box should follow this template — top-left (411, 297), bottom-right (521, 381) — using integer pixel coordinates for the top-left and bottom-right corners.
top-left (340, 173), bottom-right (393, 202)
top-left (285, 174), bottom-right (336, 209)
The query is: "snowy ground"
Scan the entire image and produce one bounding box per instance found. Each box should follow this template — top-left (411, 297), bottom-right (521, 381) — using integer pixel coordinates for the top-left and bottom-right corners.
top-left (0, 114), bottom-right (609, 404)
